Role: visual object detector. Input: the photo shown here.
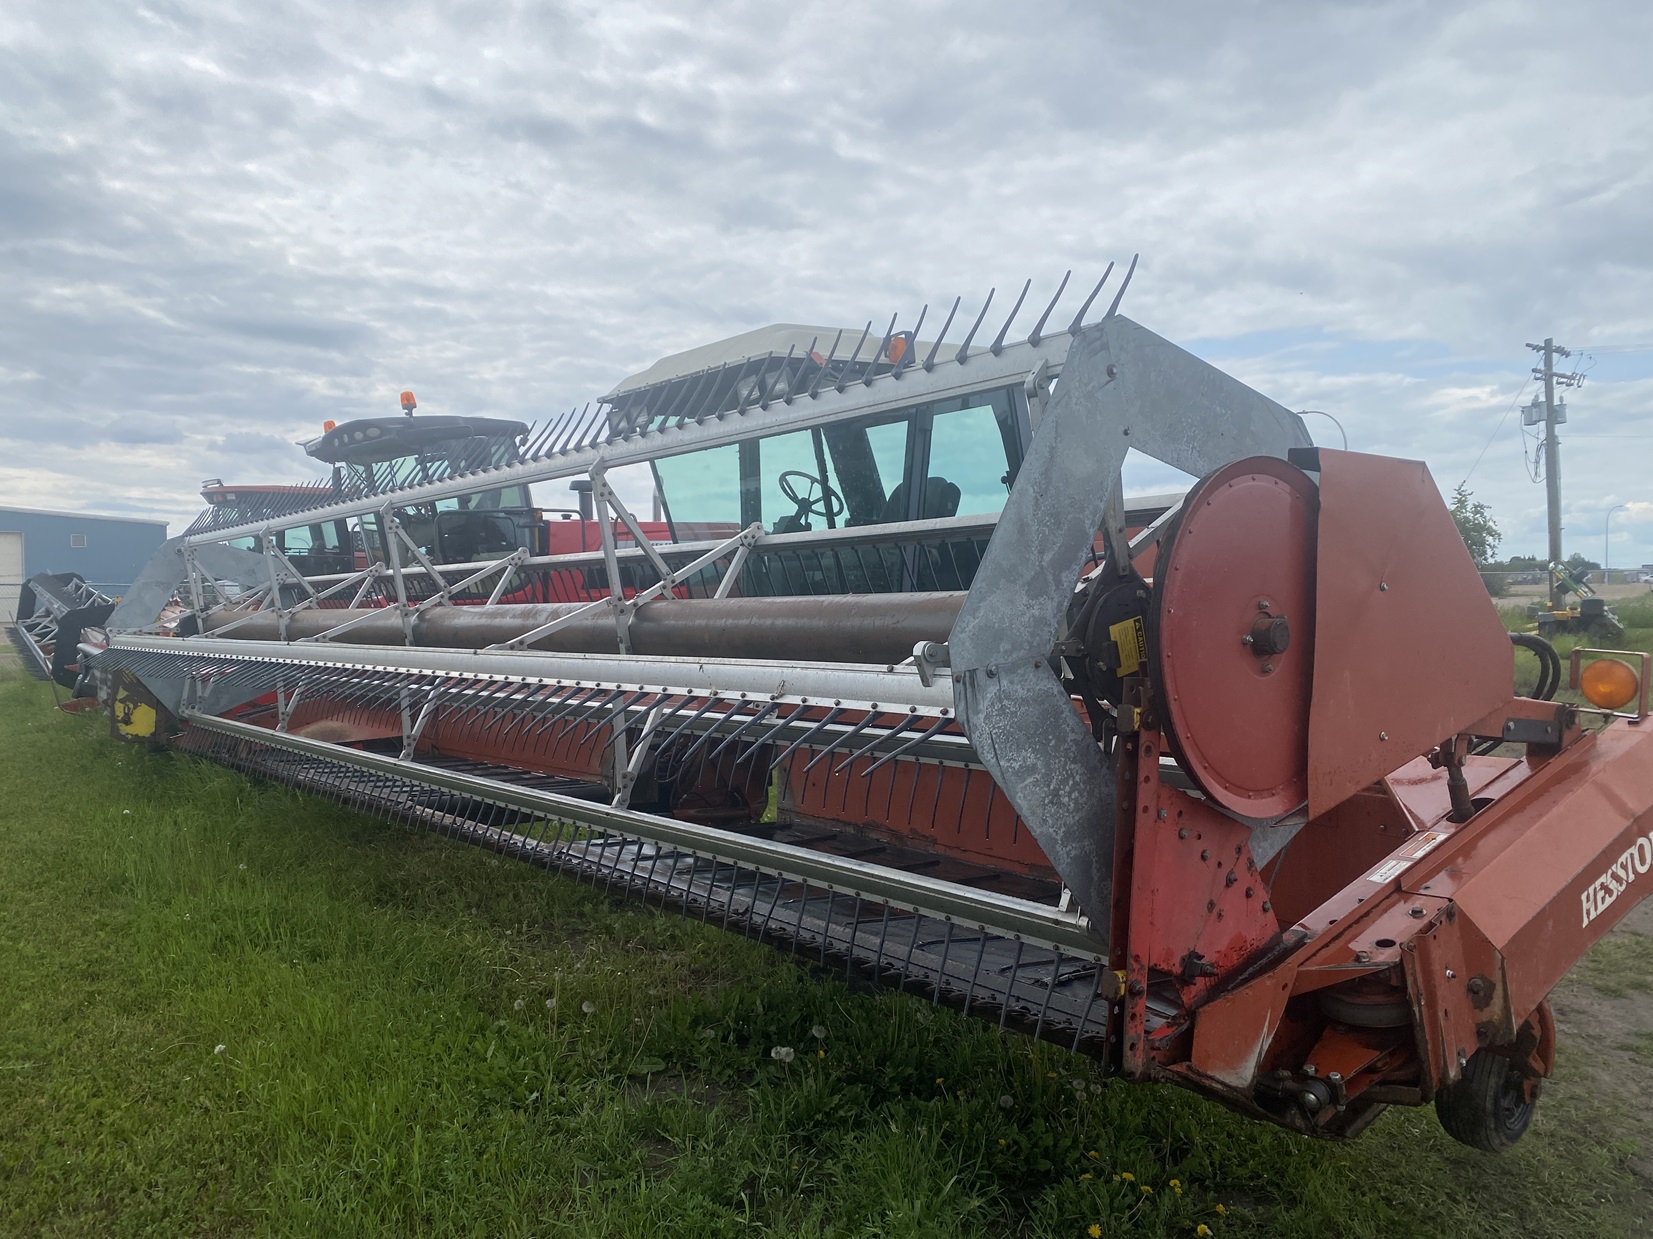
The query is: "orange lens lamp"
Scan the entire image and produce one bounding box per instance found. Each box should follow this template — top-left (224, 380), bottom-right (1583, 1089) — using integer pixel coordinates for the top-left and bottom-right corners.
top-left (1570, 648), bottom-right (1649, 716)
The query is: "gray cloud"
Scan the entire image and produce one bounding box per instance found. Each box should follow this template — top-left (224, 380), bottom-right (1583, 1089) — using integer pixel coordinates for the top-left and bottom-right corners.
top-left (2, 0), bottom-right (1651, 565)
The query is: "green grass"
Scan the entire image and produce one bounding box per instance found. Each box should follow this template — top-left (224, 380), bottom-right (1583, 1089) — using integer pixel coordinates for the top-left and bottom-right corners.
top-left (1570, 930), bottom-right (1653, 999)
top-left (0, 667), bottom-right (1647, 1237)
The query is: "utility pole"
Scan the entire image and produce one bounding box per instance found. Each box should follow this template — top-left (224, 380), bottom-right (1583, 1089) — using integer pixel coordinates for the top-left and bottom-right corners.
top-left (1525, 338), bottom-right (1586, 607)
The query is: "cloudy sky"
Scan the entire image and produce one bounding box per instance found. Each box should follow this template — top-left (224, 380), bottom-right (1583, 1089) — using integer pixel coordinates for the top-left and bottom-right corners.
top-left (4, 0), bottom-right (1652, 568)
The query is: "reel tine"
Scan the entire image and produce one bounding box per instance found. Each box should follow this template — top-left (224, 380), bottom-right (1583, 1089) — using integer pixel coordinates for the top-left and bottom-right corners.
top-left (707, 700), bottom-right (780, 762)
top-left (734, 703), bottom-right (810, 766)
top-left (955, 289), bottom-right (994, 364)
top-left (990, 278), bottom-right (1031, 356)
top-left (859, 715), bottom-right (953, 777)
top-left (803, 709), bottom-right (884, 774)
top-left (1105, 253), bottom-right (1139, 318)
top-left (832, 712), bottom-right (918, 775)
top-left (765, 707), bottom-right (845, 774)
top-left (1027, 270), bottom-right (1070, 346)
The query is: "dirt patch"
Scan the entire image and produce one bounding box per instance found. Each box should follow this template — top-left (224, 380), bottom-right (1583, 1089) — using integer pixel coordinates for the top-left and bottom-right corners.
top-left (1549, 899), bottom-right (1653, 1204)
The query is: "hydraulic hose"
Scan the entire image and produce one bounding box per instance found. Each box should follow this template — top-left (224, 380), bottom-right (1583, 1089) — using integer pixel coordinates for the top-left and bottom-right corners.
top-left (1510, 631), bottom-right (1562, 702)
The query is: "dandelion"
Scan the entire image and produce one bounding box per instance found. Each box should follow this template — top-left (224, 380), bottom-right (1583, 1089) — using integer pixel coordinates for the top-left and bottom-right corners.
top-left (1047, 1071), bottom-right (1058, 1079)
top-left (935, 1077), bottom-right (945, 1085)
top-left (1086, 1149), bottom-right (1100, 1160)
top-left (1215, 1204), bottom-right (1226, 1216)
top-left (770, 1045), bottom-right (795, 1063)
top-left (1088, 1226), bottom-right (1102, 1238)
top-left (1119, 1172), bottom-right (1135, 1183)
top-left (1089, 1081), bottom-right (1103, 1094)
top-left (997, 1139), bottom-right (1006, 1147)
top-left (213, 1044), bottom-right (225, 1055)
top-left (238, 863), bottom-right (247, 871)
top-left (1171, 1179), bottom-right (1183, 1196)
top-left (122, 810), bottom-right (131, 815)
top-left (817, 1049), bottom-right (825, 1059)
top-left (1072, 1079), bottom-right (1087, 1093)
top-left (183, 913), bottom-right (190, 920)
top-left (581, 1001), bottom-right (596, 1014)
top-left (811, 1024), bottom-right (827, 1039)
top-left (700, 1026), bottom-right (716, 1038)
top-left (999, 1094), bottom-right (1014, 1109)
top-left (1079, 1172), bottom-right (1093, 1181)
top-left (546, 998), bottom-right (556, 1010)
top-left (513, 999), bottom-right (524, 1011)
top-left (1140, 1184), bottom-right (1153, 1195)
top-left (1196, 1228), bottom-right (1212, 1238)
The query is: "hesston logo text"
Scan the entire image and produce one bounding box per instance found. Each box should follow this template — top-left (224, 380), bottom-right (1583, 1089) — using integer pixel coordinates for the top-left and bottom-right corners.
top-left (1580, 829), bottom-right (1653, 929)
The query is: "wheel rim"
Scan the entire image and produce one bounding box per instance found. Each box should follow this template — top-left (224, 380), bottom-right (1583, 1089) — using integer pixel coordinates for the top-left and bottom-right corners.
top-left (1497, 1061), bottom-right (1534, 1135)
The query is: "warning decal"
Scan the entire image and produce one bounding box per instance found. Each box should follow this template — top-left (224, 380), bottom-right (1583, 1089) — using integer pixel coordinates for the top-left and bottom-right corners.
top-left (1108, 616), bottom-right (1148, 677)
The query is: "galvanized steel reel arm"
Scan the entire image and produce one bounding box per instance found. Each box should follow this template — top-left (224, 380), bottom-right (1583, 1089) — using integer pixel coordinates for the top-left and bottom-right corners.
top-left (948, 313), bottom-right (1313, 939)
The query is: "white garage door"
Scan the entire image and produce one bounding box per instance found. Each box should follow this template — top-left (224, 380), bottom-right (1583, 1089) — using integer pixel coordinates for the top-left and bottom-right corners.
top-left (0, 531), bottom-right (22, 624)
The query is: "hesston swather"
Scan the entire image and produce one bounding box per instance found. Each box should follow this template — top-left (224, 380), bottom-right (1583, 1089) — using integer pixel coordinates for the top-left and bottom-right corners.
top-left (22, 263), bottom-right (1653, 1152)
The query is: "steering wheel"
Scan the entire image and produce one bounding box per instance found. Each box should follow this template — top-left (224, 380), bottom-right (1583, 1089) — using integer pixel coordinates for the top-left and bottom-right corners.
top-left (778, 470), bottom-right (845, 520)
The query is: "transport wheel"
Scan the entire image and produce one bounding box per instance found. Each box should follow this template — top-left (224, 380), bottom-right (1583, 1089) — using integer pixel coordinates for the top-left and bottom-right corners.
top-left (1435, 1050), bottom-right (1538, 1152)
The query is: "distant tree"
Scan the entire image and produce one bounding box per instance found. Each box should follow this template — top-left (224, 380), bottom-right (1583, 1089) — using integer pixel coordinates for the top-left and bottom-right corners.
top-left (1566, 551), bottom-right (1602, 572)
top-left (1449, 485), bottom-right (1501, 565)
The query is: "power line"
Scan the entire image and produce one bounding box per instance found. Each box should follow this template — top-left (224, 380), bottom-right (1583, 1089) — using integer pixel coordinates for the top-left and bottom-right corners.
top-left (1460, 374), bottom-right (1532, 486)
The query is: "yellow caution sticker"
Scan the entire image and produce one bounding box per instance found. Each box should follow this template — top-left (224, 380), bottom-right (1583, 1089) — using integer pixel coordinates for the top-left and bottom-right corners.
top-left (1108, 616), bottom-right (1148, 677)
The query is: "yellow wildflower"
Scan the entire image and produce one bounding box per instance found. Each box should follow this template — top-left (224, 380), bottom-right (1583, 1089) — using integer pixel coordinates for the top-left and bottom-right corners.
top-left (1215, 1204), bottom-right (1226, 1215)
top-left (1140, 1184), bottom-right (1153, 1194)
top-left (1170, 1179), bottom-right (1181, 1189)
top-left (1087, 1149), bottom-right (1101, 1160)
top-left (1088, 1226), bottom-right (1102, 1238)
top-left (1196, 1227), bottom-right (1212, 1238)
top-left (1079, 1172), bottom-right (1093, 1181)
top-left (998, 1139), bottom-right (1007, 1147)
top-left (818, 1050), bottom-right (825, 1059)
top-left (1120, 1171), bottom-right (1135, 1182)
top-left (936, 1077), bottom-right (945, 1085)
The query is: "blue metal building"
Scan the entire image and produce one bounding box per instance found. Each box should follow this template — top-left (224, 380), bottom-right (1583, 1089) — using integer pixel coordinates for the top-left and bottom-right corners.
top-left (0, 505), bottom-right (169, 621)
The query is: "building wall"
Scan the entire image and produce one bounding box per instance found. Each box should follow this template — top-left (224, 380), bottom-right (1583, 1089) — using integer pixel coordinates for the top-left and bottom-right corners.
top-left (0, 506), bottom-right (169, 599)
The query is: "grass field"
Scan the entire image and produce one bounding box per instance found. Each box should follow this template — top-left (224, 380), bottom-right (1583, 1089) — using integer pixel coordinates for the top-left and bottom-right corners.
top-left (2, 662), bottom-right (1651, 1237)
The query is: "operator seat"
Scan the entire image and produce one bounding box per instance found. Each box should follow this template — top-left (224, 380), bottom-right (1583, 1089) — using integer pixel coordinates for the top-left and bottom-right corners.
top-left (879, 477), bottom-right (961, 524)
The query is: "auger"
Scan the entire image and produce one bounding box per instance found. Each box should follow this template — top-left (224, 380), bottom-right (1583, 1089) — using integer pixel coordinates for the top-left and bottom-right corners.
top-left (41, 262), bottom-right (1653, 1151)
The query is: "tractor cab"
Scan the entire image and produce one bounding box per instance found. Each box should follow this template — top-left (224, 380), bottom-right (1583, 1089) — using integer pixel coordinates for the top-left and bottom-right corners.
top-left (302, 399), bottom-right (545, 567)
top-left (200, 480), bottom-right (358, 576)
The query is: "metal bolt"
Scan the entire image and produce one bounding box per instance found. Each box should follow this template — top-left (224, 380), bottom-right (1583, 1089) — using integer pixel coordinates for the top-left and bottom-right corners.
top-left (1178, 827), bottom-right (1188, 839)
top-left (1262, 662), bottom-right (1274, 674)
top-left (1241, 634), bottom-right (1254, 646)
top-left (1106, 363), bottom-right (1118, 378)
top-left (1327, 1071), bottom-right (1343, 1084)
top-left (1408, 906), bottom-right (1425, 918)
top-left (1354, 950), bottom-right (1372, 963)
top-left (1225, 870), bottom-right (1238, 886)
top-left (1258, 599), bottom-right (1271, 610)
top-left (1262, 901), bottom-right (1272, 913)
top-left (1245, 887), bottom-right (1255, 898)
top-left (1445, 968), bottom-right (1456, 980)
top-left (1379, 581), bottom-right (1388, 592)
top-left (985, 665), bottom-right (997, 679)
top-left (1200, 849), bottom-right (1210, 861)
top-left (1379, 731), bottom-right (1388, 741)
top-left (1302, 1064), bottom-right (1318, 1077)
top-left (1157, 808), bottom-right (1168, 820)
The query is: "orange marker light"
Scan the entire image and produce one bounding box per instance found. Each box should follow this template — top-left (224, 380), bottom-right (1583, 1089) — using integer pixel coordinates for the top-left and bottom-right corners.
top-left (400, 390), bottom-right (417, 412)
top-left (1581, 658), bottom-right (1639, 711)
top-left (885, 335), bottom-right (908, 364)
top-left (323, 420), bottom-right (337, 432)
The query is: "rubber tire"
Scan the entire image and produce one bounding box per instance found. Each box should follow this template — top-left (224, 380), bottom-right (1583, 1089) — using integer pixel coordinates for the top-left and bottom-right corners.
top-left (1435, 1050), bottom-right (1538, 1152)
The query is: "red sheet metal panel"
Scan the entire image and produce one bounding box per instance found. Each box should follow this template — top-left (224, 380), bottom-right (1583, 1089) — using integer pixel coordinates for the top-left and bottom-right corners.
top-left (1307, 451), bottom-right (1511, 817)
